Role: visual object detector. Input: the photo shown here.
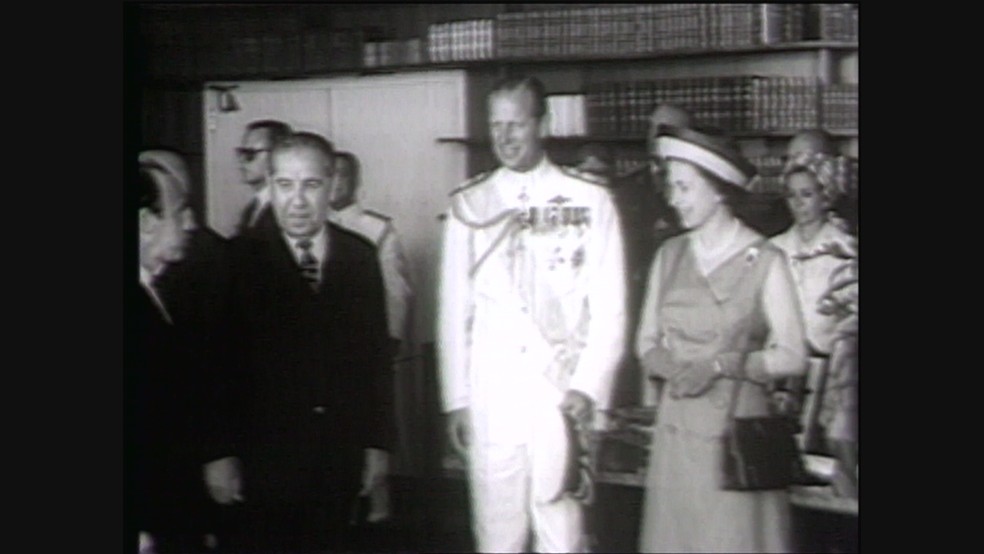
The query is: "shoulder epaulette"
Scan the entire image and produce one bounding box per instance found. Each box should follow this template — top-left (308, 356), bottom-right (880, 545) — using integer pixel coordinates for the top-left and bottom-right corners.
top-left (363, 208), bottom-right (392, 223)
top-left (560, 165), bottom-right (609, 187)
top-left (450, 170), bottom-right (493, 196)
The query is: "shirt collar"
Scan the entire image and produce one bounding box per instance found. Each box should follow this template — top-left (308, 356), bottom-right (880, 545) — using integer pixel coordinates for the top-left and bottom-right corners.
top-left (139, 263), bottom-right (173, 324)
top-left (256, 186), bottom-right (271, 206)
top-left (500, 154), bottom-right (551, 181)
top-left (282, 224), bottom-right (329, 263)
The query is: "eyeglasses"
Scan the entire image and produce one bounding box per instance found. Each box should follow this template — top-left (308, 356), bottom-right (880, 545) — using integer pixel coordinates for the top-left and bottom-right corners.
top-left (236, 147), bottom-right (270, 162)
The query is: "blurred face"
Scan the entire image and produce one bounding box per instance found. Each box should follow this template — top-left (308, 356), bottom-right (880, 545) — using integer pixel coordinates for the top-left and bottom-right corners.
top-left (329, 156), bottom-right (356, 211)
top-left (785, 171), bottom-right (827, 227)
top-left (269, 147), bottom-right (333, 238)
top-left (139, 171), bottom-right (190, 273)
top-left (238, 128), bottom-right (273, 187)
top-left (488, 88), bottom-right (546, 172)
top-left (664, 159), bottom-right (724, 230)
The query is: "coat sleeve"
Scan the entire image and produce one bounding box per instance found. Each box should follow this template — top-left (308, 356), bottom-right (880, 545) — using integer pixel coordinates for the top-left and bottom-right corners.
top-left (377, 223), bottom-right (415, 343)
top-left (568, 189), bottom-right (627, 410)
top-left (360, 244), bottom-right (398, 451)
top-left (722, 254), bottom-right (808, 381)
top-left (437, 202), bottom-right (472, 413)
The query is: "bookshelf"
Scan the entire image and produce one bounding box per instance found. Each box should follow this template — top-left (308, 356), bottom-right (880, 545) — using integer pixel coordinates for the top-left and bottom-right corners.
top-left (439, 128), bottom-right (858, 144)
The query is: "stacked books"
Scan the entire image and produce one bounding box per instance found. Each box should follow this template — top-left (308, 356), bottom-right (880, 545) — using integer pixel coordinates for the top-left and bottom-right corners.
top-left (426, 19), bottom-right (496, 63)
top-left (362, 38), bottom-right (426, 68)
top-left (496, 4), bottom-right (807, 60)
top-left (821, 83), bottom-right (858, 130)
top-left (749, 155), bottom-right (859, 195)
top-left (586, 76), bottom-right (822, 136)
top-left (748, 154), bottom-right (788, 194)
top-left (546, 94), bottom-right (588, 137)
top-left (808, 3), bottom-right (858, 42)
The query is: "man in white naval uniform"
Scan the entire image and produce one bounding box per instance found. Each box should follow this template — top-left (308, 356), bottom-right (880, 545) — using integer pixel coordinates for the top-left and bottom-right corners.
top-left (327, 151), bottom-right (415, 524)
top-left (328, 151), bottom-right (414, 353)
top-left (438, 76), bottom-right (626, 553)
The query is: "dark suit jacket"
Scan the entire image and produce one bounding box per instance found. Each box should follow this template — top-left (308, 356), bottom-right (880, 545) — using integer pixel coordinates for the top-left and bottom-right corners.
top-left (154, 227), bottom-right (241, 460)
top-left (230, 210), bottom-right (395, 505)
top-left (132, 285), bottom-right (212, 536)
top-left (611, 168), bottom-right (682, 335)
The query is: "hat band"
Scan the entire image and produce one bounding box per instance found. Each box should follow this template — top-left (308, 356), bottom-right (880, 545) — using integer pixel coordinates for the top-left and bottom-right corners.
top-left (657, 136), bottom-right (749, 188)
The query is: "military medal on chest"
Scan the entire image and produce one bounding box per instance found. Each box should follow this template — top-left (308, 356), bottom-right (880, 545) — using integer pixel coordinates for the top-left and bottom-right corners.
top-left (514, 194), bottom-right (592, 272)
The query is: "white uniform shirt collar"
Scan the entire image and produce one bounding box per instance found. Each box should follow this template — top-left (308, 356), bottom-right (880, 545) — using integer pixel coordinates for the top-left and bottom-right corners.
top-left (139, 264), bottom-right (172, 324)
top-left (256, 185), bottom-right (271, 207)
top-left (498, 155), bottom-right (553, 203)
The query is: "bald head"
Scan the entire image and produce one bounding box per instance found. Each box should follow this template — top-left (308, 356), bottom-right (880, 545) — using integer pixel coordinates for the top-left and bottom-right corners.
top-left (787, 129), bottom-right (836, 158)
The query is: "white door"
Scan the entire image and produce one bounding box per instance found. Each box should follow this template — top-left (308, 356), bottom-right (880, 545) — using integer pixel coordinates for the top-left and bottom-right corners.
top-left (325, 70), bottom-right (467, 343)
top-left (203, 83), bottom-right (332, 237)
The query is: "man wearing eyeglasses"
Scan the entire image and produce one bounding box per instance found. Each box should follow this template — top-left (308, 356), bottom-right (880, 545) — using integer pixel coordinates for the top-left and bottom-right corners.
top-left (234, 120), bottom-right (293, 235)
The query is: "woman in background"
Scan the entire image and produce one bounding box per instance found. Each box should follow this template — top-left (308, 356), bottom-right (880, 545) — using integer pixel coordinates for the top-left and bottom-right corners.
top-left (772, 149), bottom-right (858, 497)
top-left (635, 126), bottom-right (807, 552)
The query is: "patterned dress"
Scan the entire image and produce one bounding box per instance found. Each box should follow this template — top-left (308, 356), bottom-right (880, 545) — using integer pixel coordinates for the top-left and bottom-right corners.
top-left (636, 225), bottom-right (806, 553)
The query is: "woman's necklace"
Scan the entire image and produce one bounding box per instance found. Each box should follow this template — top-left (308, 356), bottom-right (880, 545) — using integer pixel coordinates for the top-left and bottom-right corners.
top-left (695, 216), bottom-right (740, 262)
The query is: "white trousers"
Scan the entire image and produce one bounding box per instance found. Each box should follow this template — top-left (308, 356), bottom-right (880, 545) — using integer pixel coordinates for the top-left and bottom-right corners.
top-left (467, 400), bottom-right (585, 553)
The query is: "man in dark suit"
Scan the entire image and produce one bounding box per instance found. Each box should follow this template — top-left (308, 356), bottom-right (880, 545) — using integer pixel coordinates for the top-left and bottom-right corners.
top-left (139, 149), bottom-right (245, 551)
top-left (133, 156), bottom-right (241, 553)
top-left (233, 120), bottom-right (293, 235)
top-left (608, 104), bottom-right (691, 408)
top-left (229, 131), bottom-right (394, 552)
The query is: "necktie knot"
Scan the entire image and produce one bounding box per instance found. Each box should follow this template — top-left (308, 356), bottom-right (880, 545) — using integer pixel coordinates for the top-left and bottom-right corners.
top-left (296, 238), bottom-right (319, 290)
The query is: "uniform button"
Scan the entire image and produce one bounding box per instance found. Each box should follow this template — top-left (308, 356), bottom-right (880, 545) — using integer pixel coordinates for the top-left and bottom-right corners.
top-left (313, 406), bottom-right (326, 414)
top-left (521, 306), bottom-right (529, 314)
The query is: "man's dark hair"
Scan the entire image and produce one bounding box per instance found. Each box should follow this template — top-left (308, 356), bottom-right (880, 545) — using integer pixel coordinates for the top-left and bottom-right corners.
top-left (246, 119), bottom-right (293, 146)
top-left (269, 131), bottom-right (336, 175)
top-left (335, 151), bottom-right (361, 191)
top-left (488, 75), bottom-right (548, 119)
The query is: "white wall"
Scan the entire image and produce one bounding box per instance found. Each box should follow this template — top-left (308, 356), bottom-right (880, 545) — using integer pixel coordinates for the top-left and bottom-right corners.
top-left (203, 70), bottom-right (469, 342)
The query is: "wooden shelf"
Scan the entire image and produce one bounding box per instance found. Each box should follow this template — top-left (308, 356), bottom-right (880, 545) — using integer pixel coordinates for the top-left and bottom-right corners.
top-left (438, 129), bottom-right (858, 146)
top-left (367, 41), bottom-right (858, 73)
top-left (148, 41), bottom-right (859, 86)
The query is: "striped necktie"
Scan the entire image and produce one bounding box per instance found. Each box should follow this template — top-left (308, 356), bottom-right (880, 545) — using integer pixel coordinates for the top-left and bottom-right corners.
top-left (296, 238), bottom-right (320, 291)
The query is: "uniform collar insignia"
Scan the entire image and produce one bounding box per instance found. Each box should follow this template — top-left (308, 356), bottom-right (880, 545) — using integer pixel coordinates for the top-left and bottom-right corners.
top-left (548, 195), bottom-right (572, 205)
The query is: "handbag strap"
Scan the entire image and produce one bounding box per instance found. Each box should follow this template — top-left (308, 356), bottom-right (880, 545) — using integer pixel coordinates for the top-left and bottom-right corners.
top-left (725, 373), bottom-right (744, 425)
top-left (722, 237), bottom-right (774, 426)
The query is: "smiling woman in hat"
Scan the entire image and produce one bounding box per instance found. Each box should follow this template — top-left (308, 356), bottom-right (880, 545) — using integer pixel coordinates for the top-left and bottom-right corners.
top-left (634, 126), bottom-right (808, 552)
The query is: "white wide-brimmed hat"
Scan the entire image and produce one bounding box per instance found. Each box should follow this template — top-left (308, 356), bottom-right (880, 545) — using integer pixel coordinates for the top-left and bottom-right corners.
top-left (654, 125), bottom-right (756, 189)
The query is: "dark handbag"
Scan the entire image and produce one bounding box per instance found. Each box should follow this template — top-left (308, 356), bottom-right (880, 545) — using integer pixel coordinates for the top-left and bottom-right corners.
top-left (721, 378), bottom-right (805, 491)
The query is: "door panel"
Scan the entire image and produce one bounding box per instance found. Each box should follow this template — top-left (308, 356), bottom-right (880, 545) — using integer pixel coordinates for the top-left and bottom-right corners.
top-left (204, 85), bottom-right (332, 237)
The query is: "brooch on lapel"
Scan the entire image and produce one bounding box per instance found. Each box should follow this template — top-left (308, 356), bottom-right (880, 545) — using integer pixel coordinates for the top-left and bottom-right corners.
top-left (745, 247), bottom-right (760, 265)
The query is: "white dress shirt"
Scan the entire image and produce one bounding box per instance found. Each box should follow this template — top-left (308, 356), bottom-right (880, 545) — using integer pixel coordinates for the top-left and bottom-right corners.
top-left (139, 264), bottom-right (172, 324)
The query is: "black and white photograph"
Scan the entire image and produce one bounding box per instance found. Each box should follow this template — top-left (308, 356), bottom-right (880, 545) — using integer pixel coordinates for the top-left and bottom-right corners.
top-left (125, 3), bottom-right (858, 553)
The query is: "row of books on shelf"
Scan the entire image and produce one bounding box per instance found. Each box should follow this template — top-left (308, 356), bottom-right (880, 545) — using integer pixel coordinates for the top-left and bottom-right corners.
top-left (363, 39), bottom-right (426, 68)
top-left (608, 152), bottom-right (858, 196)
top-left (427, 19), bottom-right (496, 64)
top-left (495, 3), bottom-right (807, 60)
top-left (821, 84), bottom-right (859, 130)
top-left (537, 77), bottom-right (857, 137)
top-left (587, 76), bottom-right (827, 136)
